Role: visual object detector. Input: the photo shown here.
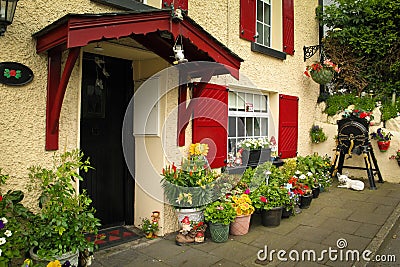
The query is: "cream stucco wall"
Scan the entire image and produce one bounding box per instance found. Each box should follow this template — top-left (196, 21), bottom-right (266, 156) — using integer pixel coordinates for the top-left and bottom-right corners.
top-left (0, 1), bottom-right (122, 209)
top-left (5, 0), bottom-right (383, 239)
top-left (190, 0), bottom-right (321, 157)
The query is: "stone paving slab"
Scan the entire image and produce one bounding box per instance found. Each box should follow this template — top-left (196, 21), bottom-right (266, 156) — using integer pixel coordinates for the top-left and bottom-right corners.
top-left (90, 183), bottom-right (400, 267)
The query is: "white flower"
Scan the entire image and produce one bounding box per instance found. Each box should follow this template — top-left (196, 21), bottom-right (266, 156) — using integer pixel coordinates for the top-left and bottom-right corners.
top-left (4, 230), bottom-right (12, 237)
top-left (0, 237), bottom-right (6, 245)
top-left (295, 170), bottom-right (301, 175)
top-left (0, 217), bottom-right (7, 224)
top-left (307, 172), bottom-right (313, 177)
top-left (0, 248), bottom-right (2, 256)
top-left (299, 174), bottom-right (306, 180)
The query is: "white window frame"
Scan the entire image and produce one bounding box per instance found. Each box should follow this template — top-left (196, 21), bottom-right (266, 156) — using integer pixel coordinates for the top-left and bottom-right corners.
top-left (256, 0), bottom-right (272, 47)
top-left (228, 88), bottom-right (270, 154)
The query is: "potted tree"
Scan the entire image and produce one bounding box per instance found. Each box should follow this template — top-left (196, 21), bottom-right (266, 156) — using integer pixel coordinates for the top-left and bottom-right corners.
top-left (204, 201), bottom-right (236, 243)
top-left (27, 150), bottom-right (100, 266)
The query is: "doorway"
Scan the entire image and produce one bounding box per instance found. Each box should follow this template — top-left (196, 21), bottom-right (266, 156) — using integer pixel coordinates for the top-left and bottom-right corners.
top-left (80, 52), bottom-right (134, 228)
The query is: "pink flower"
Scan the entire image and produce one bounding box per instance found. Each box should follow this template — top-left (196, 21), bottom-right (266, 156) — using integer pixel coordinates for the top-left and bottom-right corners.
top-left (216, 206), bottom-right (224, 210)
top-left (244, 189), bottom-right (250, 194)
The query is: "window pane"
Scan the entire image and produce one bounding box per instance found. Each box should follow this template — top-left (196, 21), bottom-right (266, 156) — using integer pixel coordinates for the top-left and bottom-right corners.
top-left (264, 2), bottom-right (271, 25)
top-left (237, 92), bottom-right (245, 111)
top-left (228, 92), bottom-right (237, 110)
top-left (254, 94), bottom-right (261, 112)
top-left (261, 95), bottom-right (267, 112)
top-left (238, 117), bottom-right (245, 137)
top-left (256, 22), bottom-right (263, 45)
top-left (228, 117), bottom-right (236, 137)
top-left (261, 118), bottom-right (268, 136)
top-left (264, 26), bottom-right (270, 47)
top-left (257, 0), bottom-right (263, 21)
top-left (246, 117), bottom-right (253, 136)
top-left (228, 139), bottom-right (236, 153)
top-left (254, 117), bottom-right (261, 136)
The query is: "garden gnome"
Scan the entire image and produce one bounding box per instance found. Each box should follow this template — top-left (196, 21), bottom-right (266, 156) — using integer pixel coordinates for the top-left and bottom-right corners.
top-left (175, 216), bottom-right (196, 245)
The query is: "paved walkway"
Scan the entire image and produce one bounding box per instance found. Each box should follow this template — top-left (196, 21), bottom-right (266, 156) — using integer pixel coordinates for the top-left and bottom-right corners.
top-left (90, 181), bottom-right (400, 267)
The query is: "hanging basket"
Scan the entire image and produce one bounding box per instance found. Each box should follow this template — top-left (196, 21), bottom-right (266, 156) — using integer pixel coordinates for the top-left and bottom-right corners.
top-left (310, 68), bottom-right (334, 85)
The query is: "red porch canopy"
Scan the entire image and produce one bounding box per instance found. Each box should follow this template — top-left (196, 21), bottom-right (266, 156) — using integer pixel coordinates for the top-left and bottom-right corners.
top-left (33, 10), bottom-right (242, 150)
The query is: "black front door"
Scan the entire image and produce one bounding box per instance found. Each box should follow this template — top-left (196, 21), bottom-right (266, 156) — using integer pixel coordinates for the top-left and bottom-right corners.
top-left (80, 53), bottom-right (134, 227)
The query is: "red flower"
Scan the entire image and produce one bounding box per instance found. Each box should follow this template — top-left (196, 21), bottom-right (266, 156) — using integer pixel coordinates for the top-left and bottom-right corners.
top-left (304, 71), bottom-right (310, 77)
top-left (0, 195), bottom-right (2, 201)
top-left (359, 112), bottom-right (367, 119)
top-left (260, 196), bottom-right (267, 203)
top-left (172, 162), bottom-right (177, 172)
top-left (9, 70), bottom-right (16, 77)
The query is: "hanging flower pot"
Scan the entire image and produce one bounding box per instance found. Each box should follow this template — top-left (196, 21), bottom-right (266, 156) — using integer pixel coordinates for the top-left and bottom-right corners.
top-left (377, 141), bottom-right (390, 152)
top-left (305, 60), bottom-right (340, 85)
top-left (310, 68), bottom-right (334, 84)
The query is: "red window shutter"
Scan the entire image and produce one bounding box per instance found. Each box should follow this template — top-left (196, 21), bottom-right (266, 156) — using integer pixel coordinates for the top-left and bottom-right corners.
top-left (192, 83), bottom-right (228, 168)
top-left (282, 0), bottom-right (295, 55)
top-left (278, 94), bottom-right (298, 158)
top-left (240, 0), bottom-right (256, 41)
top-left (164, 0), bottom-right (188, 10)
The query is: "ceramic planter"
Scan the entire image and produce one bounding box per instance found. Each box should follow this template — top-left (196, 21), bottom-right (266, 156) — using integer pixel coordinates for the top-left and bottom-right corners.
top-left (230, 214), bottom-right (251, 235)
top-left (176, 207), bottom-right (204, 227)
top-left (29, 247), bottom-right (79, 267)
top-left (209, 223), bottom-right (229, 243)
top-left (377, 141), bottom-right (390, 152)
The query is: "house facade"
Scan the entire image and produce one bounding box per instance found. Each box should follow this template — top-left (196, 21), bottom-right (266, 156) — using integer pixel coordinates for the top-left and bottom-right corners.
top-left (0, 0), bottom-right (327, 234)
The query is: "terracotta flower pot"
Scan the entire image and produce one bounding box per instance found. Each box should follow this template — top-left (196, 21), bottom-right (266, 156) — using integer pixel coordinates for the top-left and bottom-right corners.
top-left (377, 141), bottom-right (390, 152)
top-left (230, 214), bottom-right (251, 236)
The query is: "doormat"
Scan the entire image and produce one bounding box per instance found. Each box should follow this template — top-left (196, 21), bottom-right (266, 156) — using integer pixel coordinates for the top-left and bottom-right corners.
top-left (86, 226), bottom-right (141, 250)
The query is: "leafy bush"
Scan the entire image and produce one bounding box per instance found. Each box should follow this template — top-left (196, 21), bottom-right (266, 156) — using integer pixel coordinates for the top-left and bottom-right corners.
top-left (28, 150), bottom-right (100, 260)
top-left (204, 201), bottom-right (236, 225)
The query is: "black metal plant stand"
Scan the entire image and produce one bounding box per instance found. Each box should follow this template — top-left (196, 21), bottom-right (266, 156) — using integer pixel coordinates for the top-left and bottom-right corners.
top-left (330, 117), bottom-right (384, 189)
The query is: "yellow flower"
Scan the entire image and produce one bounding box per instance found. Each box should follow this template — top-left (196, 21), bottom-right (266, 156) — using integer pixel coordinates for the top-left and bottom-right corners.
top-left (47, 260), bottom-right (61, 267)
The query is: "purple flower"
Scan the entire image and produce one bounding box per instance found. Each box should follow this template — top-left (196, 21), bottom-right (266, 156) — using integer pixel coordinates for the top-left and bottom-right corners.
top-left (0, 221), bottom-right (4, 229)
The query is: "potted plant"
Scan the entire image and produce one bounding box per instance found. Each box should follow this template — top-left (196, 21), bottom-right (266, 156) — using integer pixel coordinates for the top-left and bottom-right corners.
top-left (229, 193), bottom-right (255, 236)
top-left (0, 170), bottom-right (34, 267)
top-left (309, 125), bottom-right (327, 144)
top-left (161, 143), bottom-right (217, 225)
top-left (204, 201), bottom-right (236, 243)
top-left (304, 59), bottom-right (340, 85)
top-left (250, 183), bottom-right (290, 227)
top-left (288, 176), bottom-right (313, 209)
top-left (27, 150), bottom-right (100, 266)
top-left (370, 128), bottom-right (393, 152)
top-left (237, 137), bottom-right (271, 167)
top-left (389, 149), bottom-right (400, 166)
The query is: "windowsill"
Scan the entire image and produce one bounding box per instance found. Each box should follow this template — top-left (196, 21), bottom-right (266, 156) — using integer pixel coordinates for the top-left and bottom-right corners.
top-left (251, 43), bottom-right (286, 60)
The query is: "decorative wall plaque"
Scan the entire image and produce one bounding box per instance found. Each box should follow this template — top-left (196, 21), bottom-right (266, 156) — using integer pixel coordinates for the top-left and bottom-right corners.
top-left (0, 62), bottom-right (34, 86)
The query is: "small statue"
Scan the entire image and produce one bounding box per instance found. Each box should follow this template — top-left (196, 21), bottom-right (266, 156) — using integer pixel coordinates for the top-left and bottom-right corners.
top-left (175, 217), bottom-right (207, 245)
